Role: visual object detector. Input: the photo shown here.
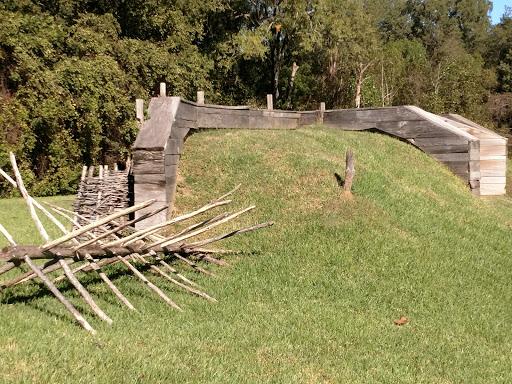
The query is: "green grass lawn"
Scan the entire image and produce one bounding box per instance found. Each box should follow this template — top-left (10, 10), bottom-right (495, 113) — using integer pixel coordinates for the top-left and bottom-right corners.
top-left (1, 126), bottom-right (512, 383)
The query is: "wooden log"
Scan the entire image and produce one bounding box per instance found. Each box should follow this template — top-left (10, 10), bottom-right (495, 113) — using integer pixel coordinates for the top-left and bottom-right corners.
top-left (344, 149), bottom-right (355, 195)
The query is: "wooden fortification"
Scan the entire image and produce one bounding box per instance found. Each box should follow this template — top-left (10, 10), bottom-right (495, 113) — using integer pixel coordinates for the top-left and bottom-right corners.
top-left (132, 89), bottom-right (507, 227)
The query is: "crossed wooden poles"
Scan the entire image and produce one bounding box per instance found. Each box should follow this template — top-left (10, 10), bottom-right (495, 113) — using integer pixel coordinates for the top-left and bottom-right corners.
top-left (0, 153), bottom-right (273, 334)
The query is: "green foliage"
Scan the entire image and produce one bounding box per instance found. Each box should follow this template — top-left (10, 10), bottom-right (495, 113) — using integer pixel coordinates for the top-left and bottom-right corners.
top-left (0, 0), bottom-right (511, 195)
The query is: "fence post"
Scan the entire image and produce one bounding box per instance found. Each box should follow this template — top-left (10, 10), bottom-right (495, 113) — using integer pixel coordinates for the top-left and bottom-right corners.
top-left (318, 102), bottom-right (325, 124)
top-left (159, 83), bottom-right (166, 97)
top-left (197, 91), bottom-right (205, 104)
top-left (136, 99), bottom-right (144, 123)
top-left (344, 149), bottom-right (355, 195)
top-left (267, 94), bottom-right (273, 110)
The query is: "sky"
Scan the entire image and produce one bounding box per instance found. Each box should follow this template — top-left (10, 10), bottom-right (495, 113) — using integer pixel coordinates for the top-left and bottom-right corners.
top-left (490, 0), bottom-right (510, 24)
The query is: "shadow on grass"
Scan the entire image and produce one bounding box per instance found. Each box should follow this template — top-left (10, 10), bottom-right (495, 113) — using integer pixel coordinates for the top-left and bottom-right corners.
top-left (334, 173), bottom-right (345, 188)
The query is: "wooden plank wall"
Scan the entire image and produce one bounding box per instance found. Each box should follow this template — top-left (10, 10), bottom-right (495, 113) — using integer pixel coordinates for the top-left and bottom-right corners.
top-left (196, 103), bottom-right (301, 129)
top-left (132, 97), bottom-right (508, 229)
top-left (322, 105), bottom-right (482, 194)
top-left (441, 114), bottom-right (507, 195)
top-left (132, 97), bottom-right (182, 227)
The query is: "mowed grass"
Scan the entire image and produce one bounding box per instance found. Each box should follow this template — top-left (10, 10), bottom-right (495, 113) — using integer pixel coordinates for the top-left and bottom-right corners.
top-left (1, 126), bottom-right (512, 383)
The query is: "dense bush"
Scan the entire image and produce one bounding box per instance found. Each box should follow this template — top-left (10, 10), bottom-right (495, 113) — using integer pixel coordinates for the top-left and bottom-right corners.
top-left (0, 1), bottom-right (511, 195)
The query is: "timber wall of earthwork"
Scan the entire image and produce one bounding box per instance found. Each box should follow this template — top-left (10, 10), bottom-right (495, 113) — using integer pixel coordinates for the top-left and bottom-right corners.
top-left (131, 95), bottom-right (507, 228)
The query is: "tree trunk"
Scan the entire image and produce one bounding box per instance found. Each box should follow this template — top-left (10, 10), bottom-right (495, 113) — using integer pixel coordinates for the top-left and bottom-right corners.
top-left (355, 61), bottom-right (374, 109)
top-left (286, 62), bottom-right (300, 109)
top-left (270, 33), bottom-right (281, 101)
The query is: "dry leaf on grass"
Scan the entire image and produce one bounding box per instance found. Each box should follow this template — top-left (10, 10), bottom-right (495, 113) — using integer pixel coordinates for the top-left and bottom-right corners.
top-left (393, 316), bottom-right (408, 325)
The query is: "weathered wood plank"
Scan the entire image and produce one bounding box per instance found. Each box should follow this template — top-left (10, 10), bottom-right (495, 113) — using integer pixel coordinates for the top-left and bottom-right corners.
top-left (480, 159), bottom-right (507, 170)
top-left (421, 144), bottom-right (468, 154)
top-left (261, 111), bottom-right (302, 119)
top-left (173, 117), bottom-right (198, 129)
top-left (134, 183), bottom-right (166, 202)
top-left (412, 137), bottom-right (469, 146)
top-left (166, 139), bottom-right (184, 155)
top-left (481, 176), bottom-right (506, 184)
top-left (299, 112), bottom-right (317, 126)
top-left (480, 154), bottom-right (507, 161)
top-left (480, 184), bottom-right (506, 195)
top-left (327, 122), bottom-right (374, 131)
top-left (469, 171), bottom-right (481, 180)
top-left (132, 161), bottom-right (165, 175)
top-left (134, 174), bottom-right (166, 186)
top-left (134, 202), bottom-right (168, 228)
top-left (165, 154), bottom-right (180, 165)
top-left (441, 161), bottom-right (469, 173)
top-left (480, 145), bottom-right (507, 158)
top-left (377, 121), bottom-right (464, 139)
top-left (133, 97), bottom-right (180, 150)
top-left (170, 126), bottom-right (190, 140)
top-left (175, 100), bottom-right (197, 121)
top-left (324, 107), bottom-right (422, 124)
top-left (453, 172), bottom-right (469, 182)
top-left (165, 164), bottom-right (179, 179)
top-left (198, 110), bottom-right (250, 129)
top-left (481, 168), bottom-right (507, 177)
top-left (430, 153), bottom-right (469, 162)
top-left (133, 150), bottom-right (165, 162)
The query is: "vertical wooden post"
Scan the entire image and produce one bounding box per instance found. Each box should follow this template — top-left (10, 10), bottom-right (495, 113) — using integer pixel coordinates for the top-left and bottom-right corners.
top-left (197, 91), bottom-right (205, 104)
top-left (344, 149), bottom-right (355, 195)
top-left (267, 94), bottom-right (273, 110)
top-left (318, 102), bottom-right (325, 124)
top-left (159, 83), bottom-right (166, 97)
top-left (136, 99), bottom-right (144, 123)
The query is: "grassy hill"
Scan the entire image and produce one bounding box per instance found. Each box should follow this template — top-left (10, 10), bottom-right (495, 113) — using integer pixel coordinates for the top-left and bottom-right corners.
top-left (1, 126), bottom-right (512, 383)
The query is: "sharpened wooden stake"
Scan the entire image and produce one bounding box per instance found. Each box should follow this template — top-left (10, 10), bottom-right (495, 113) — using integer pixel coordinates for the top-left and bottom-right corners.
top-left (40, 199), bottom-right (156, 251)
top-left (10, 153), bottom-right (50, 243)
top-left (173, 253), bottom-right (216, 277)
top-left (58, 257), bottom-right (113, 324)
top-left (24, 255), bottom-right (96, 334)
top-left (115, 256), bottom-right (183, 311)
top-left (9, 153), bottom-right (116, 323)
top-left (133, 254), bottom-right (216, 302)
